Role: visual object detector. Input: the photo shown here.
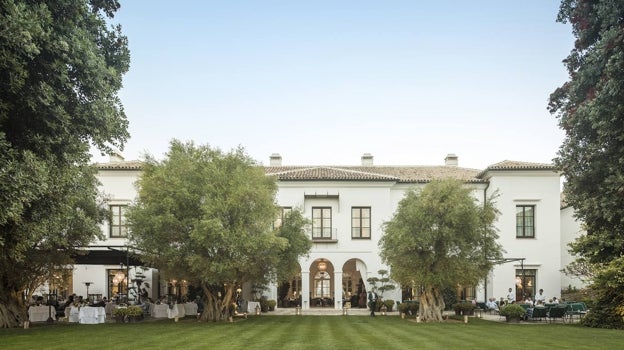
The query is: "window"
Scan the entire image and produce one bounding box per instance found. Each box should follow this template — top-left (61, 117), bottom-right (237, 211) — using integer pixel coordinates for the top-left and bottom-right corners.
top-left (458, 286), bottom-right (476, 301)
top-left (314, 271), bottom-right (331, 298)
top-left (108, 269), bottom-right (127, 299)
top-left (273, 207), bottom-right (292, 229)
top-left (516, 205), bottom-right (535, 238)
top-left (515, 269), bottom-right (536, 301)
top-left (290, 275), bottom-right (301, 297)
top-left (343, 272), bottom-right (353, 295)
top-left (351, 207), bottom-right (371, 239)
top-left (110, 205), bottom-right (128, 238)
top-left (312, 207), bottom-right (332, 239)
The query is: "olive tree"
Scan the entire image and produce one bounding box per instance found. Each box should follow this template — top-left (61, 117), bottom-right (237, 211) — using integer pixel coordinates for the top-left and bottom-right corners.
top-left (380, 179), bottom-right (502, 322)
top-left (127, 141), bottom-right (310, 322)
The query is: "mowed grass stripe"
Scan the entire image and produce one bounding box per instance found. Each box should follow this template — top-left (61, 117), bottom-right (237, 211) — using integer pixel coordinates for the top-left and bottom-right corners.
top-left (348, 316), bottom-right (395, 347)
top-left (330, 316), bottom-right (377, 348)
top-left (4, 316), bottom-right (624, 349)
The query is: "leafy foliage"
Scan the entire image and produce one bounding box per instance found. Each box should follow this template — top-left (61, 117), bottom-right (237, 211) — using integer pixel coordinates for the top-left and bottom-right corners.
top-left (499, 304), bottom-right (526, 319)
top-left (580, 256), bottom-right (624, 329)
top-left (0, 0), bottom-right (129, 328)
top-left (366, 269), bottom-right (396, 299)
top-left (274, 210), bottom-right (311, 282)
top-left (549, 0), bottom-right (624, 329)
top-left (127, 141), bottom-right (309, 321)
top-left (453, 302), bottom-right (475, 314)
top-left (379, 179), bottom-right (502, 322)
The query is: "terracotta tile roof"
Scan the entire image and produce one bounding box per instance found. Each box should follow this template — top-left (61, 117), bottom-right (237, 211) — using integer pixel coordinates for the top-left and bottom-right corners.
top-left (95, 161), bottom-right (143, 170)
top-left (265, 166), bottom-right (483, 183)
top-left (94, 159), bottom-right (555, 184)
top-left (477, 160), bottom-right (557, 178)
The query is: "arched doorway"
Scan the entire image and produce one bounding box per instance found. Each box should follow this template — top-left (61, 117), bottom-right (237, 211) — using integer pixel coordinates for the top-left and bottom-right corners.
top-left (343, 259), bottom-right (368, 308)
top-left (277, 263), bottom-right (302, 308)
top-left (310, 259), bottom-right (334, 307)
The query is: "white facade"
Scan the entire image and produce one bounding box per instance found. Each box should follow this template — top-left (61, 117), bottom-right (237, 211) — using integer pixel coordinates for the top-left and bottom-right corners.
top-left (481, 168), bottom-right (563, 303)
top-left (66, 153), bottom-right (584, 309)
top-left (561, 205), bottom-right (586, 290)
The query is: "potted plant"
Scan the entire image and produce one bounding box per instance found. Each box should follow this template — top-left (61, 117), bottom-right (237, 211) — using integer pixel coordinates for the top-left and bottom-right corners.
top-left (113, 307), bottom-right (128, 323)
top-left (398, 302), bottom-right (408, 318)
top-left (383, 299), bottom-right (395, 312)
top-left (409, 301), bottom-right (420, 315)
top-left (125, 305), bottom-right (144, 322)
top-left (114, 305), bottom-right (144, 323)
top-left (267, 299), bottom-right (277, 311)
top-left (258, 297), bottom-right (269, 312)
top-left (499, 304), bottom-right (526, 322)
top-left (453, 302), bottom-right (475, 316)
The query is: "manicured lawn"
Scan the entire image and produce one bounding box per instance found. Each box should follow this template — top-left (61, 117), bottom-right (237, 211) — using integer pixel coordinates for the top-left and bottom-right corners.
top-left (1, 316), bottom-right (623, 350)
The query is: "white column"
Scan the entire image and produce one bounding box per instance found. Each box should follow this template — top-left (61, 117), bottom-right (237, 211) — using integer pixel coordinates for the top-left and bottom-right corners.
top-left (333, 271), bottom-right (343, 310)
top-left (269, 282), bottom-right (278, 309)
top-left (301, 271), bottom-right (310, 310)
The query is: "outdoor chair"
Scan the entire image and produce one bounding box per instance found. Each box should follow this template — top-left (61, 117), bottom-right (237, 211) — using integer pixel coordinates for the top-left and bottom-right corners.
top-left (548, 305), bottom-right (567, 323)
top-left (529, 306), bottom-right (548, 322)
top-left (566, 302), bottom-right (588, 322)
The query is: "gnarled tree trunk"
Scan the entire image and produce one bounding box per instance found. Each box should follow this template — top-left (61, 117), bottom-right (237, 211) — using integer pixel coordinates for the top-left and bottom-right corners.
top-left (0, 289), bottom-right (26, 328)
top-left (419, 285), bottom-right (445, 322)
top-left (199, 284), bottom-right (235, 322)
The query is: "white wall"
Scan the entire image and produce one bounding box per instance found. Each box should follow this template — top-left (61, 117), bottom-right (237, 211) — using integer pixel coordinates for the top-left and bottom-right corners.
top-left (560, 206), bottom-right (587, 290)
top-left (80, 163), bottom-right (583, 309)
top-left (94, 170), bottom-right (139, 246)
top-left (486, 170), bottom-right (562, 302)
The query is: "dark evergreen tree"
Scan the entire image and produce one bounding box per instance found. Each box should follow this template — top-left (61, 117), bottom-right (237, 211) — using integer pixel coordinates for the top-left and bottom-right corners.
top-left (0, 0), bottom-right (129, 328)
top-left (549, 0), bottom-right (624, 329)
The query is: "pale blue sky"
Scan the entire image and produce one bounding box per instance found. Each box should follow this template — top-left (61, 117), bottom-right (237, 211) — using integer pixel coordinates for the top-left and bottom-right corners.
top-left (95, 0), bottom-right (573, 169)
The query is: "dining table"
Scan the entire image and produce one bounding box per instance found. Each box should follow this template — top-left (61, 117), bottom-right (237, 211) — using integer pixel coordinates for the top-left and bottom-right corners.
top-left (151, 303), bottom-right (186, 319)
top-left (247, 301), bottom-right (261, 313)
top-left (184, 302), bottom-right (198, 315)
top-left (28, 305), bottom-right (56, 322)
top-left (79, 306), bottom-right (106, 324)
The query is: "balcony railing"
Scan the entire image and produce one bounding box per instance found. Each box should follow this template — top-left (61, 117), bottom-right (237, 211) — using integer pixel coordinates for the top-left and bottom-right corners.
top-left (308, 228), bottom-right (338, 243)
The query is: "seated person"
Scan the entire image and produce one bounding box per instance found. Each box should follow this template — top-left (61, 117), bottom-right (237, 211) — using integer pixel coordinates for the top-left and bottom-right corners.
top-left (68, 302), bottom-right (80, 323)
top-left (486, 298), bottom-right (499, 312)
top-left (525, 306), bottom-right (534, 320)
top-left (92, 297), bottom-right (107, 307)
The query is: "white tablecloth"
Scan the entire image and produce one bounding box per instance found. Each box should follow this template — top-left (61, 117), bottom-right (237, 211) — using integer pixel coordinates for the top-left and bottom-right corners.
top-left (247, 301), bottom-right (260, 313)
top-left (104, 302), bottom-right (116, 316)
top-left (79, 306), bottom-right (106, 324)
top-left (184, 303), bottom-right (198, 315)
top-left (67, 306), bottom-right (80, 323)
top-left (28, 305), bottom-right (56, 322)
top-left (151, 304), bottom-right (185, 318)
top-left (151, 304), bottom-right (168, 318)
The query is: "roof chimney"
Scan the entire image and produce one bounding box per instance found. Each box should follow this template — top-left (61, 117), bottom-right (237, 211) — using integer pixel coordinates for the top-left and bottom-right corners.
top-left (270, 153), bottom-right (282, 166)
top-left (361, 153), bottom-right (374, 166)
top-left (444, 153), bottom-right (458, 167)
top-left (109, 151), bottom-right (125, 163)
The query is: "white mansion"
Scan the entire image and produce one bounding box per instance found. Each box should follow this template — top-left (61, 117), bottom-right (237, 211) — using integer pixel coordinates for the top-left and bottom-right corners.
top-left (65, 153), bottom-right (583, 309)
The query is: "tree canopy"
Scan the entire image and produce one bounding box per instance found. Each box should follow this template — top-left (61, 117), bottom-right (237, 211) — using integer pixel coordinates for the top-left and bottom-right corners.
top-left (127, 141), bottom-right (310, 322)
top-left (550, 0), bottom-right (624, 265)
top-left (380, 179), bottom-right (502, 322)
top-left (0, 0), bottom-right (129, 328)
top-left (549, 0), bottom-right (624, 329)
